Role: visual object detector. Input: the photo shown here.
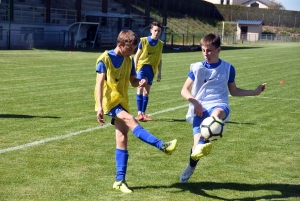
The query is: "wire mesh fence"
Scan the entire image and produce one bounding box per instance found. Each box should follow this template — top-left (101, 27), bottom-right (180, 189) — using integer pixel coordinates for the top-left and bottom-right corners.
top-left (0, 29), bottom-right (299, 50)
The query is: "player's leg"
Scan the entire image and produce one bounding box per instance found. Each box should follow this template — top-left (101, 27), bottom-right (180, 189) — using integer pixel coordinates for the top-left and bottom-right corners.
top-left (136, 86), bottom-right (144, 121)
top-left (210, 107), bottom-right (227, 120)
top-left (113, 119), bottom-right (132, 193)
top-left (115, 108), bottom-right (177, 154)
top-left (142, 84), bottom-right (153, 121)
top-left (138, 66), bottom-right (154, 121)
top-left (136, 68), bottom-right (145, 121)
top-left (180, 112), bottom-right (211, 183)
top-left (190, 111), bottom-right (212, 161)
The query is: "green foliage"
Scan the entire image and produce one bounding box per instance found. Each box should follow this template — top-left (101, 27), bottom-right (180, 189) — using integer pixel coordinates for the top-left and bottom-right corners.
top-left (1, 44), bottom-right (300, 200)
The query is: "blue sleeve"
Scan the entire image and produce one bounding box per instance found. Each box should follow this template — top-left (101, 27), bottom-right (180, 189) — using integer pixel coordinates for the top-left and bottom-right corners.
top-left (228, 65), bottom-right (235, 83)
top-left (130, 59), bottom-right (136, 76)
top-left (138, 42), bottom-right (142, 49)
top-left (96, 61), bottom-right (106, 73)
top-left (188, 71), bottom-right (195, 81)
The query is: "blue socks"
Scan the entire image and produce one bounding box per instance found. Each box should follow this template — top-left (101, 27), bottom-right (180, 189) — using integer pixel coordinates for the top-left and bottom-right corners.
top-left (132, 125), bottom-right (163, 150)
top-left (190, 148), bottom-right (199, 167)
top-left (136, 94), bottom-right (149, 114)
top-left (115, 149), bottom-right (129, 181)
top-left (142, 96), bottom-right (149, 113)
top-left (136, 94), bottom-right (143, 112)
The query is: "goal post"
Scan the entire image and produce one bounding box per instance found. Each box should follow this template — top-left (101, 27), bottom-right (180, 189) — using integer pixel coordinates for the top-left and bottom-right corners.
top-left (222, 21), bottom-right (237, 43)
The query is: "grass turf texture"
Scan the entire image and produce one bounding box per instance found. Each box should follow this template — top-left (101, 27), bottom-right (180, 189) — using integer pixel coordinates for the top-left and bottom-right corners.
top-left (0, 43), bottom-right (300, 200)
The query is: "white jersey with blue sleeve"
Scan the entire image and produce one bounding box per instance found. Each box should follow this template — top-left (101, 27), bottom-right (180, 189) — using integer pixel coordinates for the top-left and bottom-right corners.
top-left (186, 60), bottom-right (233, 124)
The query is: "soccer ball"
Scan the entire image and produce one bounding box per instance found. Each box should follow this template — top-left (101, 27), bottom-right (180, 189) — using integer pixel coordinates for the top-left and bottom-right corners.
top-left (200, 116), bottom-right (225, 141)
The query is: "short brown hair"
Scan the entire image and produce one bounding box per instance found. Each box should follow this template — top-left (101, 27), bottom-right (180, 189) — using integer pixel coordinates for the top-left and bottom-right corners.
top-left (117, 30), bottom-right (139, 46)
top-left (200, 33), bottom-right (221, 48)
top-left (151, 21), bottom-right (162, 29)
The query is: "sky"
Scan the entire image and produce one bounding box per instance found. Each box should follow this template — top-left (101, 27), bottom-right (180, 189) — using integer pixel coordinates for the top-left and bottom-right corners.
top-left (278, 0), bottom-right (300, 11)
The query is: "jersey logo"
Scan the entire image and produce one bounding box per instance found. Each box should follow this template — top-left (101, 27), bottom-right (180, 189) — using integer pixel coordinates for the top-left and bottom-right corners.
top-left (148, 52), bottom-right (154, 55)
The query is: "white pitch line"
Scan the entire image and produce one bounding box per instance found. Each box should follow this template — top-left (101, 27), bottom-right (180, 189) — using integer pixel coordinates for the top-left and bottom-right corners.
top-left (0, 104), bottom-right (189, 154)
top-left (1, 95), bottom-right (298, 155)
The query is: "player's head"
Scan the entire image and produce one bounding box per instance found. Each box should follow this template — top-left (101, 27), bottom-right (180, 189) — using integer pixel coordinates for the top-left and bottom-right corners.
top-left (150, 21), bottom-right (162, 40)
top-left (117, 30), bottom-right (139, 57)
top-left (200, 33), bottom-right (221, 64)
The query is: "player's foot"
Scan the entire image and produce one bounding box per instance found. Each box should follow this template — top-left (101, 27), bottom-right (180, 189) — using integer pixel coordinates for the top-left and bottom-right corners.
top-left (191, 143), bottom-right (212, 160)
top-left (162, 139), bottom-right (178, 155)
top-left (113, 180), bottom-right (133, 193)
top-left (180, 164), bottom-right (195, 183)
top-left (137, 113), bottom-right (144, 121)
top-left (143, 114), bottom-right (153, 121)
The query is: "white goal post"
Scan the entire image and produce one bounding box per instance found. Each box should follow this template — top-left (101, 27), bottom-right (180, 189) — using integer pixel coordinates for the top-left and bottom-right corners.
top-left (222, 21), bottom-right (237, 43)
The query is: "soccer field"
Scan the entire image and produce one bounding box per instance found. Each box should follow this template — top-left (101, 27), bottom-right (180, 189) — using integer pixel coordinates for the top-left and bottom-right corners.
top-left (1, 43), bottom-right (300, 200)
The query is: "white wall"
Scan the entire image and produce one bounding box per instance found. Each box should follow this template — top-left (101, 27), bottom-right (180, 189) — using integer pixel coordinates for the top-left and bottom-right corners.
top-left (237, 24), bottom-right (262, 41)
top-left (203, 0), bottom-right (233, 5)
top-left (242, 0), bottom-right (268, 8)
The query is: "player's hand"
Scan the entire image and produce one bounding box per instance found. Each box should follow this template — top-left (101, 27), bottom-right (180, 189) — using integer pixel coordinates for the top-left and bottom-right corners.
top-left (157, 74), bottom-right (161, 82)
top-left (255, 83), bottom-right (267, 95)
top-left (193, 101), bottom-right (203, 117)
top-left (97, 110), bottom-right (105, 126)
top-left (139, 78), bottom-right (148, 87)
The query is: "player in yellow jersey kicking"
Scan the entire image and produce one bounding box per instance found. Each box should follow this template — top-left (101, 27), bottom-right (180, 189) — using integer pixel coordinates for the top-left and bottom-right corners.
top-left (134, 21), bottom-right (164, 121)
top-left (94, 30), bottom-right (177, 193)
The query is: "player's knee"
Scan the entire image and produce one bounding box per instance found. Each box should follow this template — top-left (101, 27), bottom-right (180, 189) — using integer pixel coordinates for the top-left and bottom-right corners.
top-left (124, 114), bottom-right (138, 127)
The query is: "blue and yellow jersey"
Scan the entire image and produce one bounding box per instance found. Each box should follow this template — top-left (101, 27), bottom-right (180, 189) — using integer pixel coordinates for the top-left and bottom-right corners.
top-left (136, 37), bottom-right (163, 75)
top-left (94, 51), bottom-right (132, 114)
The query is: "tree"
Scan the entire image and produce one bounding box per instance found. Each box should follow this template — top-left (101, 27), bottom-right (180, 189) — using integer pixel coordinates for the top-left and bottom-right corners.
top-left (268, 0), bottom-right (285, 10)
top-left (232, 0), bottom-right (244, 5)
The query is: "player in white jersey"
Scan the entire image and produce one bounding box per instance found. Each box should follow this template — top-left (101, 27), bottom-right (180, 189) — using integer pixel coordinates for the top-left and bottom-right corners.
top-left (179, 33), bottom-right (267, 183)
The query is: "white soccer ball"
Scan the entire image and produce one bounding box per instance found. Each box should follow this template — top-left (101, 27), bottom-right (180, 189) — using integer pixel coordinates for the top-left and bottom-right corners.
top-left (200, 116), bottom-right (225, 141)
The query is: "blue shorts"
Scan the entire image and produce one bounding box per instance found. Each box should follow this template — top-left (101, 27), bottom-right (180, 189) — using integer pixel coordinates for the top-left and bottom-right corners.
top-left (106, 104), bottom-right (127, 125)
top-left (137, 65), bottom-right (154, 85)
top-left (192, 105), bottom-right (230, 135)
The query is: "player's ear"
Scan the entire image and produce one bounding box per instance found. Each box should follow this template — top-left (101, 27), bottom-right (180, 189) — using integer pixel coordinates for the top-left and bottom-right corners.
top-left (217, 46), bottom-right (221, 53)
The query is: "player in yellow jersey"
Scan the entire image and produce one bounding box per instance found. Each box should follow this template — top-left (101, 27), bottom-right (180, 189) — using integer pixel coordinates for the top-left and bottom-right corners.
top-left (134, 21), bottom-right (164, 121)
top-left (94, 30), bottom-right (177, 193)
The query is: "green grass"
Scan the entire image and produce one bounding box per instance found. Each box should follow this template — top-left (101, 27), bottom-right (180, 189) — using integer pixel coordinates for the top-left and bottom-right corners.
top-left (1, 43), bottom-right (300, 200)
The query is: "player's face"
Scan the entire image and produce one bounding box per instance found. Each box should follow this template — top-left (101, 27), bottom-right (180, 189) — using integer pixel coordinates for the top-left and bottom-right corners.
top-left (150, 26), bottom-right (162, 40)
top-left (201, 44), bottom-right (220, 64)
top-left (120, 43), bottom-right (137, 57)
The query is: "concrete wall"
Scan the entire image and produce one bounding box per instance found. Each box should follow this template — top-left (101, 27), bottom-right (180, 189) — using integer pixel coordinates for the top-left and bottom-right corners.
top-left (237, 24), bottom-right (262, 41)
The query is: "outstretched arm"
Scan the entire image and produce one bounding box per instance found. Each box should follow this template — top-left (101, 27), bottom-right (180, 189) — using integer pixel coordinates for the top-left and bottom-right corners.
top-left (181, 77), bottom-right (203, 117)
top-left (228, 82), bottom-right (266, 96)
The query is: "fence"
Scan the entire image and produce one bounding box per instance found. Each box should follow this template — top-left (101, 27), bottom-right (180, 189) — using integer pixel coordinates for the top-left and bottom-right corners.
top-left (133, 0), bottom-right (300, 29)
top-left (163, 33), bottom-right (300, 48)
top-left (0, 29), bottom-right (65, 49)
top-left (1, 29), bottom-right (299, 50)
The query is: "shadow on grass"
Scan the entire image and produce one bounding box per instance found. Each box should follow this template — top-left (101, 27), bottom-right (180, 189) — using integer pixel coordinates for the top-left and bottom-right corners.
top-left (226, 121), bottom-right (254, 125)
top-left (147, 118), bottom-right (255, 125)
top-left (132, 182), bottom-right (300, 200)
top-left (162, 45), bottom-right (264, 54)
top-left (33, 45), bottom-right (263, 54)
top-left (0, 114), bottom-right (60, 119)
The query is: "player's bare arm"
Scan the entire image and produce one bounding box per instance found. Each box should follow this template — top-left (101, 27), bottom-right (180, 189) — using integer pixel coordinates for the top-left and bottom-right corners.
top-left (181, 77), bottom-right (203, 117)
top-left (96, 73), bottom-right (105, 125)
top-left (134, 48), bottom-right (142, 70)
top-left (157, 59), bottom-right (162, 82)
top-left (228, 82), bottom-right (267, 96)
top-left (130, 75), bottom-right (147, 87)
